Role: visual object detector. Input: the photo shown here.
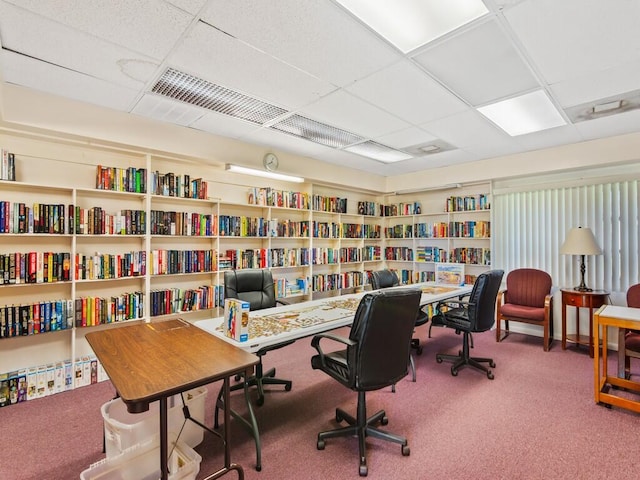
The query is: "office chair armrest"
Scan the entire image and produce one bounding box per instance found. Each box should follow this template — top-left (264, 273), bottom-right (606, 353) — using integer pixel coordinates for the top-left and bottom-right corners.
top-left (435, 299), bottom-right (474, 311)
top-left (311, 333), bottom-right (356, 363)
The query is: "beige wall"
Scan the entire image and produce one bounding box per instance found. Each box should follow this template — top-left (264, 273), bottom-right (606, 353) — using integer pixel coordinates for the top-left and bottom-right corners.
top-left (2, 82), bottom-right (640, 194)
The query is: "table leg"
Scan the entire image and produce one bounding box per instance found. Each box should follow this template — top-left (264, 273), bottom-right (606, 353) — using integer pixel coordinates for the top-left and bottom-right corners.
top-left (594, 318), bottom-right (601, 403)
top-left (160, 397), bottom-right (169, 480)
top-left (588, 305), bottom-right (594, 358)
top-left (562, 304), bottom-right (567, 350)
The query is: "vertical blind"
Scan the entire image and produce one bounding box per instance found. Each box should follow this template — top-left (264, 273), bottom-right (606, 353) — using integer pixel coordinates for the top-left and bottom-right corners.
top-left (493, 181), bottom-right (639, 294)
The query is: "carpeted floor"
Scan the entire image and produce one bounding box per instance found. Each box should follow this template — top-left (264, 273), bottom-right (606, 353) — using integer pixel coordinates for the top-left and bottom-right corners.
top-left (2, 325), bottom-right (639, 479)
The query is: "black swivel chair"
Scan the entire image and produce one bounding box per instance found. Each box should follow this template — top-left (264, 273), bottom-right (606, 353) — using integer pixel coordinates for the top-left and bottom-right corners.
top-left (311, 288), bottom-right (422, 477)
top-left (433, 269), bottom-right (504, 379)
top-left (369, 270), bottom-right (429, 383)
top-left (223, 269), bottom-right (293, 405)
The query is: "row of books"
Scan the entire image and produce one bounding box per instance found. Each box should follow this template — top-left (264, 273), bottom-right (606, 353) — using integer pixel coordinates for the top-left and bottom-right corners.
top-left (247, 187), bottom-right (310, 209)
top-left (0, 251), bottom-right (71, 285)
top-left (311, 271), bottom-right (364, 292)
top-left (150, 210), bottom-right (215, 236)
top-left (363, 245), bottom-right (381, 261)
top-left (0, 149), bottom-right (16, 181)
top-left (387, 220), bottom-right (491, 239)
top-left (0, 356), bottom-right (107, 408)
top-left (73, 206), bottom-right (147, 235)
top-left (379, 201), bottom-right (422, 217)
top-left (74, 293), bottom-right (144, 327)
top-left (218, 214), bottom-right (269, 237)
top-left (148, 249), bottom-right (216, 276)
top-left (75, 251), bottom-right (146, 280)
top-left (445, 194), bottom-right (490, 212)
top-left (269, 248), bottom-right (309, 268)
top-left (96, 165), bottom-right (147, 193)
top-left (450, 247), bottom-right (491, 265)
top-left (0, 201), bottom-right (67, 234)
top-left (1, 300), bottom-right (74, 338)
top-left (385, 246), bottom-right (414, 261)
top-left (415, 246), bottom-right (448, 263)
top-left (270, 219), bottom-right (309, 238)
top-left (312, 195), bottom-right (348, 213)
top-left (149, 285), bottom-right (220, 317)
top-left (150, 170), bottom-right (208, 199)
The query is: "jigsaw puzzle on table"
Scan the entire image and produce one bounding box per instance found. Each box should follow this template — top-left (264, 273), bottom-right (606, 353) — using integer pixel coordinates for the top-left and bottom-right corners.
top-left (421, 285), bottom-right (459, 295)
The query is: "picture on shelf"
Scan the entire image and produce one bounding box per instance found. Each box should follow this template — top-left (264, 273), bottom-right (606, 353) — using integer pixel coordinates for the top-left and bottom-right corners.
top-left (435, 263), bottom-right (465, 286)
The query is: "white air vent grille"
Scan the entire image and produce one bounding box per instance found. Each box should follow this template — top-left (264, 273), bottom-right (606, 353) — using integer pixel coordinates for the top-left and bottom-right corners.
top-left (152, 68), bottom-right (287, 125)
top-left (344, 141), bottom-right (413, 163)
top-left (271, 114), bottom-right (365, 148)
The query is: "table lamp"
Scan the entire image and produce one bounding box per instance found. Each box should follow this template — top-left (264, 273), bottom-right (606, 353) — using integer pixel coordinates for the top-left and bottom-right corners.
top-left (559, 226), bottom-right (602, 292)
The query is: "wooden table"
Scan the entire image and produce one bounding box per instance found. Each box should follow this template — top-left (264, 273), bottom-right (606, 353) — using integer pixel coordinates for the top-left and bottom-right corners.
top-left (561, 288), bottom-right (609, 357)
top-left (86, 318), bottom-right (258, 480)
top-left (593, 305), bottom-right (640, 413)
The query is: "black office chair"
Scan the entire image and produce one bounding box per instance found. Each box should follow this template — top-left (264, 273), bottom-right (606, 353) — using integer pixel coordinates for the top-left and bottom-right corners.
top-left (369, 269), bottom-right (429, 383)
top-left (223, 269), bottom-right (293, 405)
top-left (310, 288), bottom-right (422, 477)
top-left (433, 269), bottom-right (504, 379)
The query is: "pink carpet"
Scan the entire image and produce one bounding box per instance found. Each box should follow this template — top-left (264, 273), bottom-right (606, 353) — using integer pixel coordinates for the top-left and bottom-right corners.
top-left (2, 325), bottom-right (639, 479)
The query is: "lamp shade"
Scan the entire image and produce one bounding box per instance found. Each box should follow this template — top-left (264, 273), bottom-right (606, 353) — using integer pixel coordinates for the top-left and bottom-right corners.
top-left (559, 227), bottom-right (602, 255)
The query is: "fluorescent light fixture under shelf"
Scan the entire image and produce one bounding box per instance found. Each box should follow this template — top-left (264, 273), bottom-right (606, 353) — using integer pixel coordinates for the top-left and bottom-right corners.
top-left (477, 90), bottom-right (566, 136)
top-left (335, 0), bottom-right (488, 53)
top-left (225, 164), bottom-right (304, 183)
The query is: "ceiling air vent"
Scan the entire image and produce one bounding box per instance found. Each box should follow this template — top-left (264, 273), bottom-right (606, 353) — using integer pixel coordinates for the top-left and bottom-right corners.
top-left (151, 68), bottom-right (287, 125)
top-left (270, 114), bottom-right (365, 149)
top-left (565, 89), bottom-right (640, 123)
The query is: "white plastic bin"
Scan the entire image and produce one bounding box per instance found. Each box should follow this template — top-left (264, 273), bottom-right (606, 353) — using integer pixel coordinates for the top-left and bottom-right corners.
top-left (81, 436), bottom-right (201, 480)
top-left (102, 388), bottom-right (207, 458)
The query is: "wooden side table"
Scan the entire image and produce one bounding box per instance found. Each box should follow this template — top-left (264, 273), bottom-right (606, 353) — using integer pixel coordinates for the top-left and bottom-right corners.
top-left (561, 288), bottom-right (609, 357)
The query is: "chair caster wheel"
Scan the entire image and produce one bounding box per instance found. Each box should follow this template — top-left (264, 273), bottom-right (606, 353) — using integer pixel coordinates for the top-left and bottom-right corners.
top-left (255, 465), bottom-right (262, 472)
top-left (317, 439), bottom-right (325, 450)
top-left (402, 444), bottom-right (410, 456)
top-left (451, 368), bottom-right (458, 376)
top-left (336, 411), bottom-right (343, 423)
top-left (487, 371), bottom-right (494, 380)
top-left (234, 374), bottom-right (242, 382)
top-left (359, 465), bottom-right (368, 477)
top-left (256, 396), bottom-right (264, 407)
top-left (285, 383), bottom-right (292, 391)
top-left (416, 346), bottom-right (423, 355)
top-left (436, 356), bottom-right (443, 363)
top-left (489, 361), bottom-right (496, 368)
top-left (381, 415), bottom-right (388, 426)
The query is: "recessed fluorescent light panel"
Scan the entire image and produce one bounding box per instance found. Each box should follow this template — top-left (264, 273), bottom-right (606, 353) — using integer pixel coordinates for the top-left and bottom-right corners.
top-left (271, 114), bottom-right (365, 148)
top-left (225, 164), bottom-right (305, 183)
top-left (344, 141), bottom-right (413, 163)
top-left (477, 90), bottom-right (567, 136)
top-left (335, 0), bottom-right (488, 53)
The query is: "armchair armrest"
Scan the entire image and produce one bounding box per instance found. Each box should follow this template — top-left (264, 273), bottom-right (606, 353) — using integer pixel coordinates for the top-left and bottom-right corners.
top-left (311, 333), bottom-right (356, 368)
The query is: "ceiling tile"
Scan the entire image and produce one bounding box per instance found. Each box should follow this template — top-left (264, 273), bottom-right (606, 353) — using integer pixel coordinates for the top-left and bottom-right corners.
top-left (504, 0), bottom-right (640, 84)
top-left (413, 18), bottom-right (540, 106)
top-left (346, 60), bottom-right (468, 125)
top-left (1, 50), bottom-right (139, 111)
top-left (166, 0), bottom-right (209, 15)
top-left (200, 0), bottom-right (401, 87)
top-left (167, 21), bottom-right (335, 110)
top-left (3, 0), bottom-right (194, 60)
top-left (420, 109), bottom-right (507, 149)
top-left (514, 123), bottom-right (583, 151)
top-left (242, 127), bottom-right (337, 159)
top-left (300, 90), bottom-right (410, 139)
top-left (190, 110), bottom-right (264, 139)
top-left (574, 109), bottom-right (640, 142)
top-left (374, 127), bottom-right (438, 150)
top-left (131, 94), bottom-right (205, 127)
top-left (0, 3), bottom-right (159, 90)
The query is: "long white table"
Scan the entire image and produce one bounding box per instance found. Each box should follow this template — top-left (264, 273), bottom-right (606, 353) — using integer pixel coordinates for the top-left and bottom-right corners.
top-left (196, 283), bottom-right (472, 353)
top-left (194, 282), bottom-right (471, 470)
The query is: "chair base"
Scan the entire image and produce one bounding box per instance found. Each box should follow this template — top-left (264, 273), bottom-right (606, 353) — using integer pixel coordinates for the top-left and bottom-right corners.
top-left (316, 391), bottom-right (409, 477)
top-left (436, 332), bottom-right (494, 379)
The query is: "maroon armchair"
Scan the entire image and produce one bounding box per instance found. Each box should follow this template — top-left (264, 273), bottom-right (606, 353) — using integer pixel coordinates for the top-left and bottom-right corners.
top-left (617, 284), bottom-right (640, 379)
top-left (496, 268), bottom-right (553, 351)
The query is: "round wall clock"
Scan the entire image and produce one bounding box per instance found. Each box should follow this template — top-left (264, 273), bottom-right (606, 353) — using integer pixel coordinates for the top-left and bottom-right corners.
top-left (263, 153), bottom-right (279, 172)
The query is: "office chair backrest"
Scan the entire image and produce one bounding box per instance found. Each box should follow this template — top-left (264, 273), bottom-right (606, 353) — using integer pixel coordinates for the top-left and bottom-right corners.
top-left (468, 269), bottom-right (504, 332)
top-left (348, 289), bottom-right (421, 390)
top-left (505, 268), bottom-right (552, 308)
top-left (370, 270), bottom-right (399, 290)
top-left (224, 269), bottom-right (277, 311)
top-left (627, 283), bottom-right (640, 308)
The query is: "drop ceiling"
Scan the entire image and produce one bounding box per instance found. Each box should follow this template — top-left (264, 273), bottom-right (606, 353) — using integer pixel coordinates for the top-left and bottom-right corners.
top-left (1, 0), bottom-right (640, 177)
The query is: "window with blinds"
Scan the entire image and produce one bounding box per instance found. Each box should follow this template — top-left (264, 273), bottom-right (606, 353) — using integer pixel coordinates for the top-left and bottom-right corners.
top-left (493, 181), bottom-right (639, 294)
